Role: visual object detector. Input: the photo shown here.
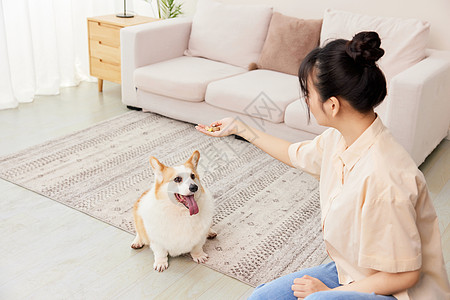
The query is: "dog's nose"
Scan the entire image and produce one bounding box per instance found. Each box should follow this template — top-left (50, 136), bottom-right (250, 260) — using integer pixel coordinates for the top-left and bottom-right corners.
top-left (189, 184), bottom-right (198, 193)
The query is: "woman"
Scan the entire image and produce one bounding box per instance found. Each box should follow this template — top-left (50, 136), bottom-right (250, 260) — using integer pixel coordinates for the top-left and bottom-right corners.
top-left (196, 32), bottom-right (449, 299)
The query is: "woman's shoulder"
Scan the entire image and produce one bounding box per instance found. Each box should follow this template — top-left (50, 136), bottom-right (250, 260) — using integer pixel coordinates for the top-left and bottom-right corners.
top-left (373, 129), bottom-right (418, 170)
top-left (319, 127), bottom-right (343, 146)
top-left (365, 131), bottom-right (427, 203)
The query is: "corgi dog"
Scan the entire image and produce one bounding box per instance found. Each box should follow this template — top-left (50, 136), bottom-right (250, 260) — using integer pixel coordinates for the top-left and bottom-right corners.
top-left (131, 150), bottom-right (216, 272)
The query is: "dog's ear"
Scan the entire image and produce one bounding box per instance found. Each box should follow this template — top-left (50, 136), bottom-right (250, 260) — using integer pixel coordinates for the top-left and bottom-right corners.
top-left (150, 156), bottom-right (165, 182)
top-left (186, 150), bottom-right (200, 169)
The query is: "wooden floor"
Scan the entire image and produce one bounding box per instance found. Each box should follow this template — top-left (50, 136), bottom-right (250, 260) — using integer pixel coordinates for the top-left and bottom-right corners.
top-left (0, 81), bottom-right (449, 299)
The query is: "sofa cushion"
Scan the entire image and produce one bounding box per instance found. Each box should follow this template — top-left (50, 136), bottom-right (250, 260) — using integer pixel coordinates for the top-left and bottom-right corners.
top-left (284, 100), bottom-right (328, 135)
top-left (184, 0), bottom-right (273, 68)
top-left (134, 56), bottom-right (247, 102)
top-left (255, 13), bottom-right (322, 76)
top-left (320, 9), bottom-right (430, 81)
top-left (205, 70), bottom-right (299, 124)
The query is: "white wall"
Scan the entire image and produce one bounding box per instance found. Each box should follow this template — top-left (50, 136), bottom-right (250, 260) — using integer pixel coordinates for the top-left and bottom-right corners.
top-left (181, 0), bottom-right (450, 51)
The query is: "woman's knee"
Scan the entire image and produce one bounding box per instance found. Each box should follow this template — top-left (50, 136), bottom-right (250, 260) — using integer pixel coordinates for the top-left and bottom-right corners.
top-left (304, 291), bottom-right (328, 300)
top-left (304, 291), bottom-right (346, 300)
top-left (305, 291), bottom-right (395, 300)
top-left (247, 284), bottom-right (266, 300)
top-left (248, 263), bottom-right (339, 300)
top-left (247, 284), bottom-right (295, 300)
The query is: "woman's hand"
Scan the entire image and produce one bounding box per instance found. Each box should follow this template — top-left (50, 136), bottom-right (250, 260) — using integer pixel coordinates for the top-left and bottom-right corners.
top-left (292, 275), bottom-right (330, 299)
top-left (195, 117), bottom-right (240, 137)
top-left (197, 116), bottom-right (294, 167)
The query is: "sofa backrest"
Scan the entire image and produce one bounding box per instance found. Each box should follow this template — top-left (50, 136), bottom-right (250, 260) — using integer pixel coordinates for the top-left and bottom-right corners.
top-left (183, 0), bottom-right (449, 52)
top-left (320, 9), bottom-right (430, 82)
top-left (184, 0), bottom-right (273, 68)
top-left (185, 1), bottom-right (431, 84)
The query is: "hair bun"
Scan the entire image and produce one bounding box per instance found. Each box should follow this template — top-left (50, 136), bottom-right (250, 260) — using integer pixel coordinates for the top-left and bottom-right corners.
top-left (345, 31), bottom-right (385, 66)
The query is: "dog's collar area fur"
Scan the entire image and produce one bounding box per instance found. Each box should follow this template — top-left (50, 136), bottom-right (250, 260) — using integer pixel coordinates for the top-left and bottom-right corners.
top-left (174, 193), bottom-right (199, 216)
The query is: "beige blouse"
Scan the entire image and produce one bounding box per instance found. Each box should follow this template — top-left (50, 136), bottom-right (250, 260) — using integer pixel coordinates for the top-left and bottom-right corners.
top-left (288, 116), bottom-right (450, 300)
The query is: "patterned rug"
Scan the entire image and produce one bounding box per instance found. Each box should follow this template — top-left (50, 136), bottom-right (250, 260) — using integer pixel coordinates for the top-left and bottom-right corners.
top-left (0, 111), bottom-right (326, 287)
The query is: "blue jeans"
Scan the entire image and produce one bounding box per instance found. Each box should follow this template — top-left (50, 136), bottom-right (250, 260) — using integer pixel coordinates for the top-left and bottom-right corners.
top-left (248, 262), bottom-right (396, 300)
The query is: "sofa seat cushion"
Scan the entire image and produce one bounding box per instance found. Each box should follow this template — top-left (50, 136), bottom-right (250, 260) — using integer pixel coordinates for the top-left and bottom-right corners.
top-left (134, 56), bottom-right (247, 102)
top-left (205, 70), bottom-right (299, 124)
top-left (284, 100), bottom-right (328, 135)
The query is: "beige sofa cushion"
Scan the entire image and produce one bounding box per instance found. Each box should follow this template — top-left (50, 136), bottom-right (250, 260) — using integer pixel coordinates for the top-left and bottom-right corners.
top-left (284, 100), bottom-right (328, 135)
top-left (205, 70), bottom-right (299, 124)
top-left (320, 9), bottom-right (430, 81)
top-left (255, 13), bottom-right (322, 76)
top-left (134, 56), bottom-right (247, 102)
top-left (184, 0), bottom-right (273, 68)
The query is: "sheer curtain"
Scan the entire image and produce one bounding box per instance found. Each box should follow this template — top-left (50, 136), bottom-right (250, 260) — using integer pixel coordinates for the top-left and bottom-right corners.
top-left (0, 0), bottom-right (157, 110)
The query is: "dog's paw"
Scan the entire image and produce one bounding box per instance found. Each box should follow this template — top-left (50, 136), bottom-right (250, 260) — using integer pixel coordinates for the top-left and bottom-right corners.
top-left (131, 242), bottom-right (144, 249)
top-left (131, 236), bottom-right (145, 249)
top-left (207, 228), bottom-right (217, 239)
top-left (191, 251), bottom-right (209, 264)
top-left (153, 259), bottom-right (169, 272)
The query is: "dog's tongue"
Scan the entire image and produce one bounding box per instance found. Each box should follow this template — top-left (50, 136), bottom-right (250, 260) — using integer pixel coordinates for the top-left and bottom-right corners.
top-left (185, 195), bottom-right (199, 216)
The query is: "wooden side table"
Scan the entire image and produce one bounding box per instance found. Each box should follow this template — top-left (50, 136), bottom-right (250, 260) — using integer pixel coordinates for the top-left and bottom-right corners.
top-left (87, 15), bottom-right (158, 92)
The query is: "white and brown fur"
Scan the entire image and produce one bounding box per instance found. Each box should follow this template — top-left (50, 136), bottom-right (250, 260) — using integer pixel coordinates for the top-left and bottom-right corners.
top-left (131, 151), bottom-right (216, 272)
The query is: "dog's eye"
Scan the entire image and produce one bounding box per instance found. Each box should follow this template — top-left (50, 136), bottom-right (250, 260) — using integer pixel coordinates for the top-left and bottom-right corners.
top-left (174, 176), bottom-right (182, 183)
top-left (190, 173), bottom-right (195, 180)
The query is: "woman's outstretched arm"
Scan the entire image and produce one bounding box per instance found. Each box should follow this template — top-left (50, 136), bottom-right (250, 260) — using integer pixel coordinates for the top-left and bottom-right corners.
top-left (196, 117), bottom-right (293, 167)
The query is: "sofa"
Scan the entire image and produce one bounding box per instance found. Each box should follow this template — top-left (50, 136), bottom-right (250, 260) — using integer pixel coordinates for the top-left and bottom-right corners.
top-left (121, 0), bottom-right (450, 166)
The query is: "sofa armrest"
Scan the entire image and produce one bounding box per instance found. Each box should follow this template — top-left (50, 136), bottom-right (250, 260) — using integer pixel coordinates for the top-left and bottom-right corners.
top-left (120, 18), bottom-right (192, 107)
top-left (386, 49), bottom-right (450, 165)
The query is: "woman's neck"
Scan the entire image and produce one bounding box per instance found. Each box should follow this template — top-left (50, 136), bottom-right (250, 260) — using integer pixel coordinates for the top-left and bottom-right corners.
top-left (336, 111), bottom-right (377, 148)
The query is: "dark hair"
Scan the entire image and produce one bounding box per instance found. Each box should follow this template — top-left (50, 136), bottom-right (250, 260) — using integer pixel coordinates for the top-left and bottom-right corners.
top-left (298, 31), bottom-right (387, 115)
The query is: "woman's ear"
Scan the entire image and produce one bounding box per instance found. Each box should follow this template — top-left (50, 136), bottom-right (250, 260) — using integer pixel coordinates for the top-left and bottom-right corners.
top-left (328, 96), bottom-right (341, 118)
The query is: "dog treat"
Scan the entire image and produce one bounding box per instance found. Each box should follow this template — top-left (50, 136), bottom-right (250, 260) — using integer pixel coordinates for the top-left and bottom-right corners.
top-left (205, 126), bottom-right (220, 132)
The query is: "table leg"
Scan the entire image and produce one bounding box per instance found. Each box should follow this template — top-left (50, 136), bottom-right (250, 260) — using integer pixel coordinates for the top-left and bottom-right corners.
top-left (98, 79), bottom-right (103, 92)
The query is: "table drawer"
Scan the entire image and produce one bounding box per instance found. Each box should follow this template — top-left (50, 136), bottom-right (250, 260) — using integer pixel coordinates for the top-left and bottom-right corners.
top-left (90, 57), bottom-right (121, 84)
top-left (88, 20), bottom-right (120, 47)
top-left (89, 39), bottom-right (120, 63)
